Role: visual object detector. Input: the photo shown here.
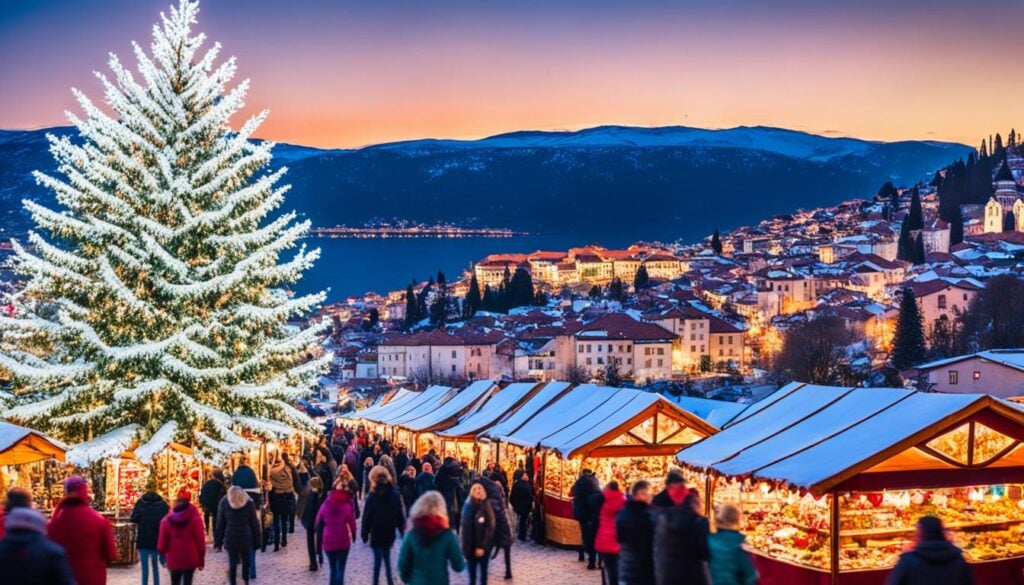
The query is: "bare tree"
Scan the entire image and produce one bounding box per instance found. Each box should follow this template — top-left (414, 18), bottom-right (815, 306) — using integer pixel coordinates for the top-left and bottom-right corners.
top-left (772, 315), bottom-right (856, 385)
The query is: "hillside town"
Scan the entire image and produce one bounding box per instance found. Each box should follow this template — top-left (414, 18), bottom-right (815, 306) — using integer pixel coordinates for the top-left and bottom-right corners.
top-left (314, 141), bottom-right (1024, 407)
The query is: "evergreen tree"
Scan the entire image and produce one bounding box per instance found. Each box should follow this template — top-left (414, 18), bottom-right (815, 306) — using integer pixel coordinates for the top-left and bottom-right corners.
top-left (710, 229), bottom-right (723, 254)
top-left (417, 277), bottom-right (433, 318)
top-left (404, 283), bottom-right (420, 328)
top-left (949, 204), bottom-right (964, 246)
top-left (1010, 129), bottom-right (1017, 148)
top-left (633, 264), bottom-right (650, 291)
top-left (0, 0), bottom-right (328, 452)
top-left (428, 293), bottom-right (448, 327)
top-left (589, 285), bottom-right (602, 300)
top-left (877, 181), bottom-right (897, 201)
top-left (994, 133), bottom-right (1005, 158)
top-left (507, 267), bottom-right (534, 309)
top-left (362, 308), bottom-right (380, 331)
top-left (891, 288), bottom-right (927, 371)
top-left (464, 273), bottom-right (482, 318)
top-left (607, 278), bottom-right (627, 302)
top-left (532, 290), bottom-right (549, 306)
top-left (907, 185), bottom-right (924, 231)
top-left (980, 140), bottom-right (988, 158)
top-left (913, 234), bottom-right (927, 265)
top-left (897, 217), bottom-right (913, 262)
top-left (481, 285), bottom-right (497, 312)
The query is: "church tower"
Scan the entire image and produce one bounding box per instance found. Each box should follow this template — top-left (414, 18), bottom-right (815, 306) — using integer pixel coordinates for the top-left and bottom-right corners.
top-left (994, 159), bottom-right (1018, 209)
top-left (984, 197), bottom-right (1004, 233)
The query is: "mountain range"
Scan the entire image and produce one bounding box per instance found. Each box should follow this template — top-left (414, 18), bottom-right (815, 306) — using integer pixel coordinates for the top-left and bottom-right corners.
top-left (0, 125), bottom-right (972, 243)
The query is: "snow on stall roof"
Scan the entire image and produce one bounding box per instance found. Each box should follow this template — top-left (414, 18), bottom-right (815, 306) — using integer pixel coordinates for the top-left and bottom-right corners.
top-left (364, 385), bottom-right (451, 424)
top-left (720, 382), bottom-right (808, 427)
top-left (134, 420), bottom-right (179, 463)
top-left (678, 384), bottom-right (856, 468)
top-left (397, 381), bottom-right (497, 432)
top-left (0, 420), bottom-right (67, 453)
top-left (376, 385), bottom-right (456, 426)
top-left (754, 392), bottom-right (983, 489)
top-left (346, 388), bottom-right (416, 420)
top-left (540, 388), bottom-right (663, 458)
top-left (482, 381), bottom-right (571, 440)
top-left (438, 382), bottom-right (540, 438)
top-left (67, 424), bottom-right (140, 467)
top-left (672, 396), bottom-right (751, 429)
top-left (711, 388), bottom-right (913, 478)
top-left (492, 384), bottom-right (619, 448)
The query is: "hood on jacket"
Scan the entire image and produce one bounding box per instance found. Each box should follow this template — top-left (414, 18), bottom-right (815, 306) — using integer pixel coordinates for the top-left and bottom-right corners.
top-left (169, 502), bottom-right (199, 527)
top-left (141, 491), bottom-right (165, 505)
top-left (912, 540), bottom-right (965, 565)
top-left (412, 514), bottom-right (448, 544)
top-left (327, 488), bottom-right (353, 506)
top-left (372, 481), bottom-right (394, 496)
top-left (603, 487), bottom-right (626, 503)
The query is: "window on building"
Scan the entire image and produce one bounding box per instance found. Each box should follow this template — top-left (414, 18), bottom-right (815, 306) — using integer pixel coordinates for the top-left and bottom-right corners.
top-left (963, 293), bottom-right (969, 301)
top-left (586, 358), bottom-right (592, 365)
top-left (452, 350), bottom-right (457, 358)
top-left (973, 371), bottom-right (981, 381)
top-left (626, 345), bottom-right (631, 352)
top-left (451, 364), bottom-right (457, 373)
top-left (937, 294), bottom-right (947, 309)
top-left (597, 357), bottom-right (604, 365)
top-left (728, 336), bottom-right (734, 344)
top-left (701, 345), bottom-right (705, 352)
top-left (657, 348), bottom-right (665, 355)
top-left (626, 358), bottom-right (632, 365)
top-left (949, 370), bottom-right (959, 385)
top-left (719, 349), bottom-right (724, 357)
top-left (690, 345), bottom-right (696, 352)
top-left (644, 347), bottom-right (651, 356)
top-left (690, 334), bottom-right (696, 341)
top-left (657, 359), bottom-right (663, 367)
top-left (587, 344), bottom-right (592, 353)
top-left (578, 344), bottom-right (583, 353)
top-left (645, 359), bottom-right (652, 368)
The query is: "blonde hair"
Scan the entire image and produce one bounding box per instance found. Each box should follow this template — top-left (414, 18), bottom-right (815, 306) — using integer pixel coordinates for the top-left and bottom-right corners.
top-left (309, 476), bottom-right (324, 493)
top-left (226, 485), bottom-right (249, 509)
top-left (408, 491), bottom-right (448, 525)
top-left (369, 465), bottom-right (392, 486)
top-left (714, 502), bottom-right (742, 530)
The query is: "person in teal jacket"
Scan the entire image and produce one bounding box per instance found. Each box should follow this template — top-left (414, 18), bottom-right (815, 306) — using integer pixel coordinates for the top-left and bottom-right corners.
top-left (398, 491), bottom-right (466, 585)
top-left (708, 503), bottom-right (758, 585)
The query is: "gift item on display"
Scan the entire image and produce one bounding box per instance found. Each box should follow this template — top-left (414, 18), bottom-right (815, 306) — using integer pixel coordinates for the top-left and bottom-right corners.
top-left (0, 459), bottom-right (65, 510)
top-left (105, 458), bottom-right (150, 517)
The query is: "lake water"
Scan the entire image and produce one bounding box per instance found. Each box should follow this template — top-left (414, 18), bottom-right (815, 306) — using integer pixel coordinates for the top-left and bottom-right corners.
top-left (295, 234), bottom-right (613, 301)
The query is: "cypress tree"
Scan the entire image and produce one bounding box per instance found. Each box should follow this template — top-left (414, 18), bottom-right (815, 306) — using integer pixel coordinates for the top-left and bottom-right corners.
top-left (891, 287), bottom-right (926, 371)
top-left (404, 283), bottom-right (420, 329)
top-left (897, 217), bottom-right (913, 262)
top-left (634, 264), bottom-right (650, 290)
top-left (907, 186), bottom-right (924, 231)
top-left (508, 267), bottom-right (534, 309)
top-left (949, 205), bottom-right (964, 246)
top-left (481, 285), bottom-right (497, 312)
top-left (710, 229), bottom-right (723, 254)
top-left (913, 234), bottom-right (927, 265)
top-left (464, 273), bottom-right (482, 318)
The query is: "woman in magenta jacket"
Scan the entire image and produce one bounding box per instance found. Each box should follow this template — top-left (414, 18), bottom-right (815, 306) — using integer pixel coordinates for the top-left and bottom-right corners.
top-left (594, 481), bottom-right (627, 585)
top-left (157, 490), bottom-right (206, 585)
top-left (316, 485), bottom-right (358, 585)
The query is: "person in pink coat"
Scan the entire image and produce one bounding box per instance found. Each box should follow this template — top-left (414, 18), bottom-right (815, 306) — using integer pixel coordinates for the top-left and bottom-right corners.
top-left (157, 489), bottom-right (206, 585)
top-left (594, 481), bottom-right (627, 585)
top-left (47, 476), bottom-right (117, 585)
top-left (316, 486), bottom-right (358, 585)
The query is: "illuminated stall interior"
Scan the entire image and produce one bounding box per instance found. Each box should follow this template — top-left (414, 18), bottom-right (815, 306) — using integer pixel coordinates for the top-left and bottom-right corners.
top-left (436, 382), bottom-right (543, 470)
top-left (678, 382), bottom-right (1024, 585)
top-left (0, 421), bottom-right (66, 511)
top-left (390, 381), bottom-right (496, 459)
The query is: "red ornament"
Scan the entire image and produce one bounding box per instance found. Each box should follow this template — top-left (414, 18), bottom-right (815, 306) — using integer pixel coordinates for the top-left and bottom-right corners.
top-left (867, 493), bottom-right (884, 508)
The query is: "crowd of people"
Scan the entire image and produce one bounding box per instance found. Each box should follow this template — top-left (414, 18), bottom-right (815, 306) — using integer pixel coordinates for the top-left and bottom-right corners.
top-left (0, 420), bottom-right (979, 585)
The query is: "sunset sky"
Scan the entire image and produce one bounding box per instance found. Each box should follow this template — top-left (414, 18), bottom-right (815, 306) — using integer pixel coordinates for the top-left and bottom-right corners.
top-left (1, 0), bottom-right (1021, 149)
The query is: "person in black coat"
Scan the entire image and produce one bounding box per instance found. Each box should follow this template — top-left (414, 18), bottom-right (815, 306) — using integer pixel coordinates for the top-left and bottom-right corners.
top-left (885, 516), bottom-right (973, 585)
top-left (508, 472), bottom-right (535, 542)
top-left (361, 466), bottom-right (406, 585)
top-left (398, 466), bottom-right (418, 512)
top-left (130, 489), bottom-right (170, 583)
top-left (393, 447), bottom-right (409, 477)
top-left (461, 483), bottom-right (496, 585)
top-left (414, 462), bottom-right (436, 497)
top-left (199, 468), bottom-right (227, 532)
top-left (616, 480), bottom-right (656, 585)
top-left (653, 490), bottom-right (710, 585)
top-left (570, 469), bottom-right (600, 568)
top-left (473, 473), bottom-right (514, 580)
top-left (301, 476), bottom-right (325, 571)
top-left (0, 508), bottom-right (76, 585)
top-left (215, 486), bottom-right (263, 585)
top-left (435, 458), bottom-right (466, 532)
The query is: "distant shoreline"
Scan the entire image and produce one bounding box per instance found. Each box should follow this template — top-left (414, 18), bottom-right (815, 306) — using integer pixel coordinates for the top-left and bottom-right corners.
top-left (306, 225), bottom-right (529, 239)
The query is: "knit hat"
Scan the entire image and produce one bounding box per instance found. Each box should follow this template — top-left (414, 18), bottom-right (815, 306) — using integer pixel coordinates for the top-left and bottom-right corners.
top-left (5, 508), bottom-right (47, 534)
top-left (63, 475), bottom-right (88, 495)
top-left (917, 515), bottom-right (946, 541)
top-left (176, 488), bottom-right (192, 502)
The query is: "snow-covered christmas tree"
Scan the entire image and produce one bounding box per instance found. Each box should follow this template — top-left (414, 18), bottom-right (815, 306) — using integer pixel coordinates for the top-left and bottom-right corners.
top-left (0, 0), bottom-right (329, 462)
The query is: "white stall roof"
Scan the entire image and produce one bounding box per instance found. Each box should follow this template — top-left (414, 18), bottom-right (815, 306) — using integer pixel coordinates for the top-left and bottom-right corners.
top-left (679, 384), bottom-right (856, 468)
top-left (439, 382), bottom-right (541, 438)
top-left (373, 385), bottom-right (455, 425)
top-left (397, 381), bottom-right (497, 432)
top-left (673, 396), bottom-right (751, 428)
top-left (483, 381), bottom-right (571, 440)
top-left (721, 381), bottom-right (807, 427)
top-left (492, 384), bottom-right (619, 448)
top-left (349, 388), bottom-right (417, 421)
top-left (540, 389), bottom-right (664, 458)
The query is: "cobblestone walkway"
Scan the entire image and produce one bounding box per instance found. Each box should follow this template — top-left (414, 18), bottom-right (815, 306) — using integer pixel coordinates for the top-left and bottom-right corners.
top-left (109, 523), bottom-right (596, 585)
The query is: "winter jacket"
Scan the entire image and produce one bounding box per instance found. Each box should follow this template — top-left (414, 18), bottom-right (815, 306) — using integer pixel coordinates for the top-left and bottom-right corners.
top-left (397, 516), bottom-right (466, 585)
top-left (435, 462), bottom-right (466, 521)
top-left (473, 475), bottom-right (513, 549)
top-left (48, 495), bottom-right (117, 585)
top-left (301, 490), bottom-right (323, 531)
top-left (509, 479), bottom-right (535, 516)
top-left (399, 473), bottom-right (419, 511)
top-left (214, 496), bottom-right (261, 551)
top-left (570, 474), bottom-right (600, 521)
top-left (231, 464), bottom-right (259, 490)
top-left (616, 499), bottom-right (656, 585)
top-left (415, 471), bottom-right (436, 496)
top-left (651, 486), bottom-right (688, 509)
top-left (460, 498), bottom-right (495, 558)
top-left (594, 487), bottom-right (626, 554)
top-left (361, 482), bottom-right (405, 548)
top-left (157, 502), bottom-right (206, 571)
top-left (130, 491), bottom-right (170, 549)
top-left (885, 540), bottom-right (974, 585)
top-left (316, 489), bottom-right (357, 553)
top-left (653, 506), bottom-right (711, 585)
top-left (0, 526), bottom-right (76, 585)
top-left (199, 478), bottom-right (226, 513)
top-left (394, 452), bottom-right (410, 474)
top-left (708, 529), bottom-right (757, 585)
top-left (269, 461), bottom-right (295, 494)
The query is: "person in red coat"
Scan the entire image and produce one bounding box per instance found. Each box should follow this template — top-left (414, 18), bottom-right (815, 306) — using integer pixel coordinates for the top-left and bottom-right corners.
top-left (158, 489), bottom-right (206, 585)
top-left (47, 475), bottom-right (117, 585)
top-left (594, 481), bottom-right (627, 585)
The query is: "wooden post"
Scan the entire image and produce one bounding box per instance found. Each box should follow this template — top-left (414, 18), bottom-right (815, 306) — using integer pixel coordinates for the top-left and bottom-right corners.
top-left (704, 473), bottom-right (713, 519)
top-left (830, 493), bottom-right (840, 585)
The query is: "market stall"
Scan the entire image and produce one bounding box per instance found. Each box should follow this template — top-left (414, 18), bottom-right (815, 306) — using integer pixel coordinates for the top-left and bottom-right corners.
top-left (134, 422), bottom-right (202, 506)
top-left (390, 381), bottom-right (496, 457)
top-left (493, 384), bottom-right (717, 546)
top-left (361, 385), bottom-right (456, 446)
top-left (478, 381), bottom-right (571, 470)
top-left (0, 420), bottom-right (67, 510)
top-left (677, 382), bottom-right (1024, 585)
top-left (436, 382), bottom-right (543, 469)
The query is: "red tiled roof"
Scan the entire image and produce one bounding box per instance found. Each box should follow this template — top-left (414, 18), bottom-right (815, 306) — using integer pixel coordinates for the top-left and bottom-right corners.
top-left (905, 279), bottom-right (981, 298)
top-left (575, 312), bottom-right (676, 341)
top-left (380, 329), bottom-right (506, 347)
